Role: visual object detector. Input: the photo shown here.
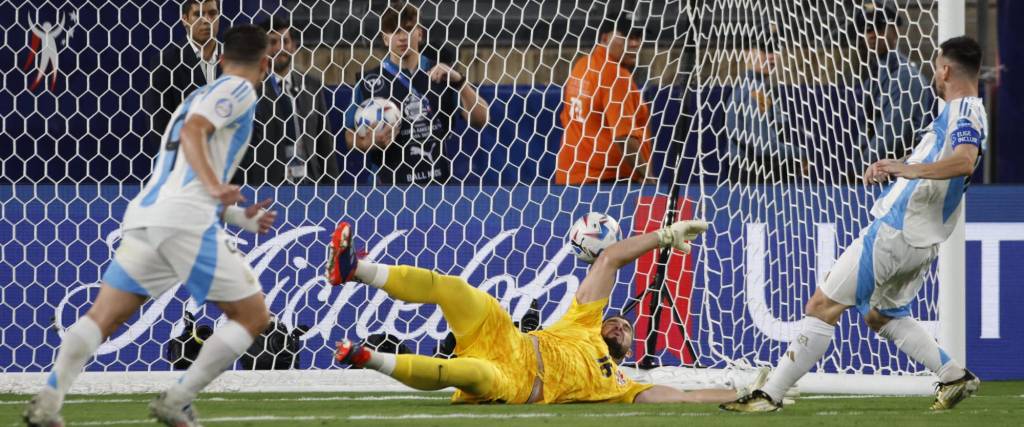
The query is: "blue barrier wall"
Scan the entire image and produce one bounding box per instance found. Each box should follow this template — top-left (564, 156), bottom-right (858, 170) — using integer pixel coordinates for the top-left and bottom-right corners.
top-left (1, 184), bottom-right (1022, 380)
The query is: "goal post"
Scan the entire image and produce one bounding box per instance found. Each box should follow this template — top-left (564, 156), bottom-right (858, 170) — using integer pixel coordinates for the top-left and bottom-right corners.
top-left (0, 0), bottom-right (965, 396)
top-left (937, 0), bottom-right (968, 368)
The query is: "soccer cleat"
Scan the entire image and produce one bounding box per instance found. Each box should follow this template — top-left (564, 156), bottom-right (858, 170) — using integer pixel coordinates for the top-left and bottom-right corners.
top-left (736, 367), bottom-right (771, 399)
top-left (23, 389), bottom-right (64, 427)
top-left (930, 370), bottom-right (980, 410)
top-left (149, 392), bottom-right (202, 427)
top-left (326, 221), bottom-right (358, 286)
top-left (335, 339), bottom-right (372, 368)
top-left (719, 390), bottom-right (782, 413)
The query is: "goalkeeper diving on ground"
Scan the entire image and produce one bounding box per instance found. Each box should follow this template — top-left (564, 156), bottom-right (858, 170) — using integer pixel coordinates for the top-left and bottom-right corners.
top-left (723, 35), bottom-right (986, 413)
top-left (325, 219), bottom-right (758, 404)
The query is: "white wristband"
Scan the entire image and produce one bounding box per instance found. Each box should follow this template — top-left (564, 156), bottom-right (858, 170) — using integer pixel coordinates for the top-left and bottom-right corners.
top-left (223, 205), bottom-right (265, 233)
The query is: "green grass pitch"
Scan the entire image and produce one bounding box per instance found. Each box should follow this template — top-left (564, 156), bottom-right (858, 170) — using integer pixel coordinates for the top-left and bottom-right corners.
top-left (3, 381), bottom-right (1022, 426)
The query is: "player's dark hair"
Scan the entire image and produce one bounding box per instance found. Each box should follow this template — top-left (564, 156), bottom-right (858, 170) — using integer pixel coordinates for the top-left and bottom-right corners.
top-left (604, 315), bottom-right (632, 328)
top-left (180, 0), bottom-right (216, 17)
top-left (940, 36), bottom-right (982, 77)
top-left (258, 15), bottom-right (290, 34)
top-left (381, 3), bottom-right (419, 34)
top-left (602, 315), bottom-right (633, 361)
top-left (598, 12), bottom-right (643, 39)
top-left (221, 25), bottom-right (268, 65)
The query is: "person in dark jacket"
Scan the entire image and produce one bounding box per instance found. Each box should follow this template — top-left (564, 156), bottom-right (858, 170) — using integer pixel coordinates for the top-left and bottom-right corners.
top-left (144, 0), bottom-right (222, 150)
top-left (234, 16), bottom-right (340, 185)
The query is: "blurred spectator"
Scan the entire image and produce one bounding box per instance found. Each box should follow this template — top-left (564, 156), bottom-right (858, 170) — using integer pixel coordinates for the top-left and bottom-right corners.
top-left (858, 1), bottom-right (935, 161)
top-left (144, 0), bottom-right (221, 148)
top-left (724, 40), bottom-right (805, 183)
top-left (233, 16), bottom-right (340, 185)
top-left (556, 12), bottom-right (653, 185)
top-left (344, 3), bottom-right (489, 185)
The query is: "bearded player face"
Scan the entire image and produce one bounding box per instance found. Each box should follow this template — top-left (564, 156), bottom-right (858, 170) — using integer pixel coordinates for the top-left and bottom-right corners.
top-left (601, 316), bottom-right (634, 361)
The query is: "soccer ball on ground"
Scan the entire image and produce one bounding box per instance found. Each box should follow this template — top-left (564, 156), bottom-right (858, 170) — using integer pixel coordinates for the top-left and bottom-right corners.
top-left (354, 97), bottom-right (401, 137)
top-left (569, 212), bottom-right (622, 264)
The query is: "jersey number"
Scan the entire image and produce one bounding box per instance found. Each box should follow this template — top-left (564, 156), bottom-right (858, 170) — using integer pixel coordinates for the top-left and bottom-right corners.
top-left (569, 97), bottom-right (584, 123)
top-left (163, 114), bottom-right (188, 169)
top-left (596, 356), bottom-right (614, 378)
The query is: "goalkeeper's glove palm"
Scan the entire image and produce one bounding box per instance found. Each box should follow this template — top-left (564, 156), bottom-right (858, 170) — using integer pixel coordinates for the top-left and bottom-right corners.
top-left (656, 220), bottom-right (709, 253)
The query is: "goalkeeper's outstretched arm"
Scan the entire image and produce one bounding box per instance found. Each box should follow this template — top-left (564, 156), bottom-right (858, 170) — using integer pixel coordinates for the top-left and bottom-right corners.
top-left (575, 220), bottom-right (708, 304)
top-left (635, 385), bottom-right (739, 404)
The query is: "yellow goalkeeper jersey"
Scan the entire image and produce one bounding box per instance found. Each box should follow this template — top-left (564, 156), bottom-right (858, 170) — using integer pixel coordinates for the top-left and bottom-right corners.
top-left (528, 298), bottom-right (653, 403)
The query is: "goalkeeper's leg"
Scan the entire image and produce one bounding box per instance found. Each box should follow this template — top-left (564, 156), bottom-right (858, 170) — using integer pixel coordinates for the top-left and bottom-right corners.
top-left (336, 340), bottom-right (496, 396)
top-left (328, 221), bottom-right (491, 337)
top-left (371, 264), bottom-right (492, 337)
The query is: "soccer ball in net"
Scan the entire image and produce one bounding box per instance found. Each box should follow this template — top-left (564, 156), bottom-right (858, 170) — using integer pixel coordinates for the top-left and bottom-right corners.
top-left (354, 97), bottom-right (401, 137)
top-left (568, 212), bottom-right (623, 264)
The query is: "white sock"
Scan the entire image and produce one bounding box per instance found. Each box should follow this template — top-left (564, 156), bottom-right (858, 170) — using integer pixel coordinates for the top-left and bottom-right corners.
top-left (166, 320), bottom-right (254, 406)
top-left (363, 349), bottom-right (396, 375)
top-left (47, 316), bottom-right (103, 399)
top-left (761, 316), bottom-right (834, 403)
top-left (355, 262), bottom-right (389, 289)
top-left (878, 317), bottom-right (964, 383)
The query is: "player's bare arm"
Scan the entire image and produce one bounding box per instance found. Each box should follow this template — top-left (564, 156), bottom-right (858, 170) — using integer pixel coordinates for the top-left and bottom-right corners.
top-left (575, 220), bottom-right (707, 304)
top-left (877, 144), bottom-right (979, 180)
top-left (635, 384), bottom-right (741, 404)
top-left (221, 198), bottom-right (278, 234)
top-left (428, 63), bottom-right (489, 128)
top-left (182, 113), bottom-right (277, 234)
top-left (179, 114), bottom-right (244, 205)
top-left (576, 232), bottom-right (658, 304)
top-left (864, 154), bottom-right (913, 185)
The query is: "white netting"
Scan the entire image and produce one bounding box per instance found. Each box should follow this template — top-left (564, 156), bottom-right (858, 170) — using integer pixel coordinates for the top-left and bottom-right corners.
top-left (0, 0), bottom-right (946, 394)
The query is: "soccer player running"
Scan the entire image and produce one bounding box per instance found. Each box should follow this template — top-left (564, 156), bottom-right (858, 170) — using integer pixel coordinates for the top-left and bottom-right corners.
top-left (326, 219), bottom-right (752, 404)
top-left (24, 26), bottom-right (276, 427)
top-left (722, 36), bottom-right (986, 413)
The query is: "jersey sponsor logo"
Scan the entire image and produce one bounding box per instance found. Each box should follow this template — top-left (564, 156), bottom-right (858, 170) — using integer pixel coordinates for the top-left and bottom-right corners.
top-left (362, 73), bottom-right (384, 92)
top-left (568, 97), bottom-right (584, 123)
top-left (215, 98), bottom-right (233, 118)
top-left (402, 93), bottom-right (430, 122)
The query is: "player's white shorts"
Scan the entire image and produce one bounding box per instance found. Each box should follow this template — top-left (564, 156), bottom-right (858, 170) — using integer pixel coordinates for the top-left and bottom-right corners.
top-left (819, 221), bottom-right (938, 318)
top-left (101, 226), bottom-right (260, 305)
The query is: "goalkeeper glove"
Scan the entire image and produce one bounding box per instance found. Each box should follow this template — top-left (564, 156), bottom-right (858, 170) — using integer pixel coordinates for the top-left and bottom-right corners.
top-left (656, 220), bottom-right (709, 253)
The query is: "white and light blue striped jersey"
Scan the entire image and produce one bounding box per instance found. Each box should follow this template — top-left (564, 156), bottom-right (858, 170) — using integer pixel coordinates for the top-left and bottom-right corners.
top-left (123, 75), bottom-right (257, 232)
top-left (870, 97), bottom-right (987, 247)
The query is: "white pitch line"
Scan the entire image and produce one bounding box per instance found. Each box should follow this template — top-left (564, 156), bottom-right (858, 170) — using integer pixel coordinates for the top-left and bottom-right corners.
top-left (27, 408), bottom-right (1024, 426)
top-left (205, 395), bottom-right (446, 402)
top-left (349, 413), bottom-right (557, 420)
top-left (346, 412), bottom-right (708, 421)
top-left (0, 394), bottom-right (445, 406)
top-left (71, 412), bottom-right (712, 425)
top-left (73, 415), bottom-right (341, 425)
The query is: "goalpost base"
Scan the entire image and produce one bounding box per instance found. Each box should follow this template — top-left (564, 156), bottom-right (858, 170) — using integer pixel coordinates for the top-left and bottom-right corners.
top-left (0, 368), bottom-right (936, 396)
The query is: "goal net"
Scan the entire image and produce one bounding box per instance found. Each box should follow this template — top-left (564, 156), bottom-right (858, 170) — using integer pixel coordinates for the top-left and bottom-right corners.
top-left (0, 0), bottom-right (951, 395)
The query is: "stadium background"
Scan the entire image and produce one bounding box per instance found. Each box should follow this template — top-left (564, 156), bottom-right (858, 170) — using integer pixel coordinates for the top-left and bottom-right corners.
top-left (1, 0), bottom-right (1023, 387)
